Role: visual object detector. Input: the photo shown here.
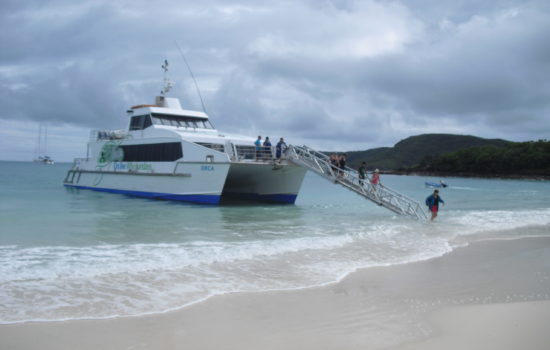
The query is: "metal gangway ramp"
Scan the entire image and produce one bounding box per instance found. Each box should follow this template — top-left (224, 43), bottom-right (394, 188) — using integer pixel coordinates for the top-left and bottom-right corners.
top-left (287, 145), bottom-right (428, 221)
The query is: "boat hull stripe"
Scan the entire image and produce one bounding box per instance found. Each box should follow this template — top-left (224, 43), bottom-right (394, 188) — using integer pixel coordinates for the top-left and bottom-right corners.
top-left (64, 184), bottom-right (221, 204)
top-left (64, 185), bottom-right (298, 204)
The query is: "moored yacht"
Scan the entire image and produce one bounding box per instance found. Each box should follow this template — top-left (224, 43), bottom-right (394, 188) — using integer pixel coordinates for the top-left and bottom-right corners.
top-left (34, 124), bottom-right (54, 164)
top-left (63, 63), bottom-right (307, 204)
top-left (35, 156), bottom-right (54, 165)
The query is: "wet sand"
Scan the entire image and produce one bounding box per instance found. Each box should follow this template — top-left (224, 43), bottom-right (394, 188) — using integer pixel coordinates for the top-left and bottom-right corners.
top-left (2, 237), bottom-right (550, 350)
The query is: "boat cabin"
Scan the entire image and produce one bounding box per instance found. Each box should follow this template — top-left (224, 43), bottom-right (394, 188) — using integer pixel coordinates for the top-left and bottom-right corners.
top-left (127, 96), bottom-right (215, 132)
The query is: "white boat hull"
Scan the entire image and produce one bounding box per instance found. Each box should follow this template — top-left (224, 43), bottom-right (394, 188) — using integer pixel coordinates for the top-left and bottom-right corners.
top-left (221, 162), bottom-right (307, 203)
top-left (64, 160), bottom-right (307, 204)
top-left (65, 162), bottom-right (230, 204)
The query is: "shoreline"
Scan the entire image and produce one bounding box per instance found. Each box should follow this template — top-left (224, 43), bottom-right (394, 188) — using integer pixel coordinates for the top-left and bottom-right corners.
top-left (385, 170), bottom-right (550, 181)
top-left (2, 236), bottom-right (550, 349)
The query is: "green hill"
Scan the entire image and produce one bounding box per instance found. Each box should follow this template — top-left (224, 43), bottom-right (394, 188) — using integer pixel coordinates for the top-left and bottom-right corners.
top-left (413, 140), bottom-right (550, 176)
top-left (342, 134), bottom-right (511, 170)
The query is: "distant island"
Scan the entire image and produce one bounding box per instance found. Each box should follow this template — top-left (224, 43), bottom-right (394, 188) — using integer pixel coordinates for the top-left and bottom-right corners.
top-left (337, 134), bottom-right (550, 179)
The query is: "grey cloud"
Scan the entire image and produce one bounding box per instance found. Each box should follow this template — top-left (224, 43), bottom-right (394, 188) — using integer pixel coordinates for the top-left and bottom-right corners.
top-left (1, 0), bottom-right (549, 159)
top-left (349, 5), bottom-right (550, 135)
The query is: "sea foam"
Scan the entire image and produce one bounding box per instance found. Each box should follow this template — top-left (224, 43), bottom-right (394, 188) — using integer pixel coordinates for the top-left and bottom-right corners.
top-left (0, 220), bottom-right (450, 324)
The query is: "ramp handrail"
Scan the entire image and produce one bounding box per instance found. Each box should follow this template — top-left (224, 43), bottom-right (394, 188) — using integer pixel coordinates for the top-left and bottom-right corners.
top-left (287, 145), bottom-right (428, 221)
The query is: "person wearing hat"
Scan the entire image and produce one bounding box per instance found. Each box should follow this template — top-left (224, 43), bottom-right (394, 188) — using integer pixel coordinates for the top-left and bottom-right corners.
top-left (425, 189), bottom-right (445, 220)
top-left (371, 169), bottom-right (381, 186)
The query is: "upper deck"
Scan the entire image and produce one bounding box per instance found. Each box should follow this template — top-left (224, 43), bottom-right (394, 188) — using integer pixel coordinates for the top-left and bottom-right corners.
top-left (127, 96), bottom-right (217, 132)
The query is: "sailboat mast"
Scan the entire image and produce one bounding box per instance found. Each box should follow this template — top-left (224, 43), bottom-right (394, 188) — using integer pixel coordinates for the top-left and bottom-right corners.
top-left (35, 124), bottom-right (41, 159)
top-left (44, 124), bottom-right (48, 156)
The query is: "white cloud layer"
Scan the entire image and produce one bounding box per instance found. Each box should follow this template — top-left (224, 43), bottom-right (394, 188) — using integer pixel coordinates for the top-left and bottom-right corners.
top-left (1, 0), bottom-right (549, 161)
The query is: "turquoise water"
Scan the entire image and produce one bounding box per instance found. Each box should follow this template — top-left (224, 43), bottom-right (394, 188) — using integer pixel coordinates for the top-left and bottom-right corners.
top-left (1, 161), bottom-right (549, 323)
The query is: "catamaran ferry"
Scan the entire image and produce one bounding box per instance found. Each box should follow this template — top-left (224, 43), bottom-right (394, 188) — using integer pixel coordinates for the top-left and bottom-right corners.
top-left (64, 63), bottom-right (307, 204)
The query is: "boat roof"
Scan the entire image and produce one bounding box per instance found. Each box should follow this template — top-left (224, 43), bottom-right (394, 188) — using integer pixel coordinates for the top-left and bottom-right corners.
top-left (132, 105), bottom-right (209, 119)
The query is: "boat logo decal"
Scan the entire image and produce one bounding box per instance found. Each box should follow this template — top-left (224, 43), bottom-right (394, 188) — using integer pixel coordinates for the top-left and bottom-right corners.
top-left (114, 162), bottom-right (153, 171)
top-left (98, 141), bottom-right (124, 165)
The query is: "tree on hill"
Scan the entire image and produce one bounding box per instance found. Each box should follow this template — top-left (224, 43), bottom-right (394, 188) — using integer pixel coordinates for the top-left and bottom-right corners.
top-left (413, 140), bottom-right (550, 176)
top-left (341, 134), bottom-right (510, 170)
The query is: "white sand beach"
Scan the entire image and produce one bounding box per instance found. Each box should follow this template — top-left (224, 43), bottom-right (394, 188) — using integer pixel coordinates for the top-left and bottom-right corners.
top-left (2, 237), bottom-right (550, 350)
top-left (392, 301), bottom-right (550, 350)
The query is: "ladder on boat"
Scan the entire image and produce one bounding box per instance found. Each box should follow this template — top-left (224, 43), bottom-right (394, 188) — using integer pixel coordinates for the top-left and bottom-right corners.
top-left (286, 145), bottom-right (429, 221)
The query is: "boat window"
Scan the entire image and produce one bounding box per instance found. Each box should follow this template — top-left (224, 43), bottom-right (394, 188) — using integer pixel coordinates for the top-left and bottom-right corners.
top-left (129, 115), bottom-right (153, 130)
top-left (129, 116), bottom-right (143, 130)
top-left (120, 142), bottom-right (183, 162)
top-left (196, 143), bottom-right (225, 152)
top-left (150, 113), bottom-right (215, 129)
top-left (143, 115), bottom-right (152, 129)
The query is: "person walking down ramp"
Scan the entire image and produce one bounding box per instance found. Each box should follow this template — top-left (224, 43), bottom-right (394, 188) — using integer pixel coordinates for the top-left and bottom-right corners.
top-left (371, 169), bottom-right (382, 186)
top-left (338, 154), bottom-right (347, 178)
top-left (425, 189), bottom-right (445, 221)
top-left (358, 161), bottom-right (367, 185)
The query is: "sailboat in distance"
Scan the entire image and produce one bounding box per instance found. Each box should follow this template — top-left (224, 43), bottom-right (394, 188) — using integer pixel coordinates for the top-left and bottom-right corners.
top-left (34, 124), bottom-right (54, 164)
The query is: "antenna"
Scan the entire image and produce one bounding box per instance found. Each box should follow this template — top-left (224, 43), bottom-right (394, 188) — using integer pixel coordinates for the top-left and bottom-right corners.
top-left (175, 40), bottom-right (207, 113)
top-left (161, 59), bottom-right (174, 96)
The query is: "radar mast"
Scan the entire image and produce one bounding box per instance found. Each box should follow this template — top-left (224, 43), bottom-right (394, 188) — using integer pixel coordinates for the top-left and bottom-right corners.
top-left (161, 59), bottom-right (174, 96)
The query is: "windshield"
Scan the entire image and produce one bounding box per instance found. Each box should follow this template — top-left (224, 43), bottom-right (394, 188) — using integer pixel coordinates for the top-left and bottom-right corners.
top-left (150, 113), bottom-right (214, 129)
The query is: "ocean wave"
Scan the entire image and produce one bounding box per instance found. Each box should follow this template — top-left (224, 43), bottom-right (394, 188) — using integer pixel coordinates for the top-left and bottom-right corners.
top-left (445, 208), bottom-right (550, 236)
top-left (2, 207), bottom-right (549, 324)
top-left (0, 221), bottom-right (451, 324)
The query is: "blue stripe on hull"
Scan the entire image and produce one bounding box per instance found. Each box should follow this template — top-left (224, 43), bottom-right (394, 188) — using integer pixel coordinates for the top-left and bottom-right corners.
top-left (64, 184), bottom-right (221, 204)
top-left (222, 192), bottom-right (298, 204)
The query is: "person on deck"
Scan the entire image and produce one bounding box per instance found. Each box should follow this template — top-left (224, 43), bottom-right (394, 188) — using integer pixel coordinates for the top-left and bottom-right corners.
top-left (425, 189), bottom-right (445, 221)
top-left (263, 137), bottom-right (272, 159)
top-left (276, 138), bottom-right (287, 160)
top-left (255, 136), bottom-right (262, 159)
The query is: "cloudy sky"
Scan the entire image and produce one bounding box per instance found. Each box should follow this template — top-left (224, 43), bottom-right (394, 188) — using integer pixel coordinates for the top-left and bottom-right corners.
top-left (1, 0), bottom-right (549, 162)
